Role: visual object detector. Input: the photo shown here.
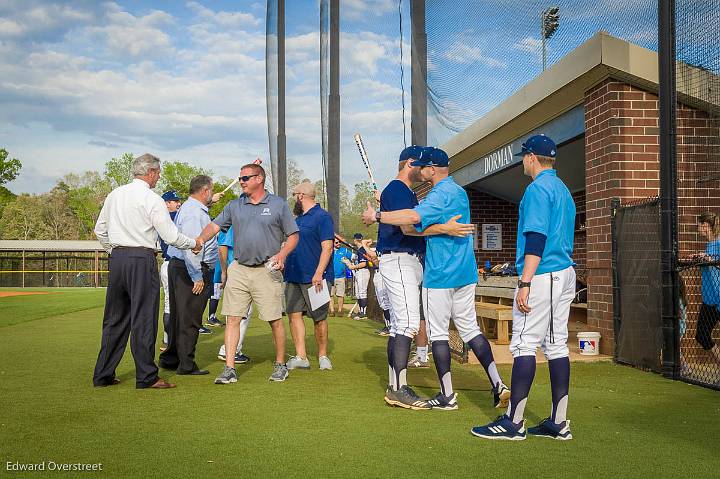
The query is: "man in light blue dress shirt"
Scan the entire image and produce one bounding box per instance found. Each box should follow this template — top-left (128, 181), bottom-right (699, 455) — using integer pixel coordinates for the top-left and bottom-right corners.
top-left (160, 175), bottom-right (219, 376)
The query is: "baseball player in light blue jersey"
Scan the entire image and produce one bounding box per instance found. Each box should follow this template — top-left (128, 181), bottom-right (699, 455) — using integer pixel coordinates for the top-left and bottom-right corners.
top-left (363, 147), bottom-right (510, 411)
top-left (472, 134), bottom-right (576, 441)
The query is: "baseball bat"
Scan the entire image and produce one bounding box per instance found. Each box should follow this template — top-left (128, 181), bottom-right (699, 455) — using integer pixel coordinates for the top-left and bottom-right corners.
top-left (353, 133), bottom-right (378, 191)
top-left (334, 235), bottom-right (359, 253)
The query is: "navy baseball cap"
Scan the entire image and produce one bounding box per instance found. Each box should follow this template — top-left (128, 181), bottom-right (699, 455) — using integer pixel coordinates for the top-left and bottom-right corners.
top-left (161, 190), bottom-right (181, 202)
top-left (399, 145), bottom-right (426, 162)
top-left (353, 233), bottom-right (363, 240)
top-left (410, 147), bottom-right (450, 167)
top-left (514, 134), bottom-right (557, 158)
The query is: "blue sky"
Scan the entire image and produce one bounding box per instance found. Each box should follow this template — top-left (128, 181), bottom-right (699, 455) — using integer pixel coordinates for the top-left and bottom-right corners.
top-left (0, 0), bottom-right (659, 194)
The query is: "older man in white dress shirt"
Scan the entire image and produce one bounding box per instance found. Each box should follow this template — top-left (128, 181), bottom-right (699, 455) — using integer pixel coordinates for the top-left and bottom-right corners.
top-left (93, 153), bottom-right (202, 390)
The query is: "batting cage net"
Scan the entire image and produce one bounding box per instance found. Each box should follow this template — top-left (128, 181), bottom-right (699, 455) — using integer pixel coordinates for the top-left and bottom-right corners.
top-left (612, 198), bottom-right (663, 373)
top-left (674, 0), bottom-right (720, 389)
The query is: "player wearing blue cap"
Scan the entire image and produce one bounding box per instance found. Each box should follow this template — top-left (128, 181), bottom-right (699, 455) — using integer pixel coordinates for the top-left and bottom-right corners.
top-left (363, 147), bottom-right (509, 411)
top-left (159, 190), bottom-right (182, 350)
top-left (472, 134), bottom-right (576, 441)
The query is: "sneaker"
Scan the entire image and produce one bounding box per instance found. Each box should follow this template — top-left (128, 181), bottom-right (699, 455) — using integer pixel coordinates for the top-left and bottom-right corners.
top-left (198, 326), bottom-right (212, 335)
top-left (471, 414), bottom-right (526, 441)
top-left (286, 356), bottom-right (311, 370)
top-left (408, 353), bottom-right (430, 369)
top-left (384, 385), bottom-right (431, 410)
top-left (493, 383), bottom-right (511, 409)
top-left (207, 316), bottom-right (224, 327)
top-left (214, 366), bottom-right (238, 384)
top-left (527, 418), bottom-right (573, 441)
top-left (427, 391), bottom-right (459, 410)
top-left (269, 362), bottom-right (289, 382)
top-left (376, 327), bottom-right (391, 336)
top-left (218, 351), bottom-right (251, 364)
top-left (319, 356), bottom-right (333, 370)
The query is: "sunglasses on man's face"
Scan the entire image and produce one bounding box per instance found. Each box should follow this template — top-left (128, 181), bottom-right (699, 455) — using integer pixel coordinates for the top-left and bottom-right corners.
top-left (239, 174), bottom-right (259, 182)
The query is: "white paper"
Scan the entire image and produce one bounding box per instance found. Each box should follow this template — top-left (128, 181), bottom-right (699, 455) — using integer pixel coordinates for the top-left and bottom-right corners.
top-left (307, 280), bottom-right (331, 311)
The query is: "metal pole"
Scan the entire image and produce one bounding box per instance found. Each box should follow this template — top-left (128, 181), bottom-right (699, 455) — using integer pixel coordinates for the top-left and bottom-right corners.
top-left (541, 11), bottom-right (547, 71)
top-left (658, 0), bottom-right (678, 379)
top-left (95, 250), bottom-right (99, 288)
top-left (610, 197), bottom-right (621, 360)
top-left (327, 0), bottom-right (340, 229)
top-left (411, 0), bottom-right (427, 146)
top-left (21, 249), bottom-right (25, 288)
top-left (277, 0), bottom-right (287, 199)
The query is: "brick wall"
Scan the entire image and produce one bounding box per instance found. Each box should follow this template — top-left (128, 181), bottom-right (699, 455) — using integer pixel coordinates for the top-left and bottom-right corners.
top-left (584, 79), bottom-right (720, 355)
top-left (573, 190), bottom-right (587, 275)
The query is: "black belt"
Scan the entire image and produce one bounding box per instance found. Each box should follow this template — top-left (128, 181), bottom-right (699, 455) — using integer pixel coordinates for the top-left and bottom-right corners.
top-left (170, 257), bottom-right (213, 268)
top-left (113, 246), bottom-right (156, 254)
top-left (239, 262), bottom-right (266, 268)
top-left (379, 251), bottom-right (419, 257)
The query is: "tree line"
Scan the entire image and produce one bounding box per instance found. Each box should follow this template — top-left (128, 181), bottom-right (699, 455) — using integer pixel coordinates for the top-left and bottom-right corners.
top-left (0, 149), bottom-right (377, 242)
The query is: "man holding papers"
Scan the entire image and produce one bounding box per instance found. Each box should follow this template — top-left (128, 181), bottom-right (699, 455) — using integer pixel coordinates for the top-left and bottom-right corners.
top-left (284, 181), bottom-right (335, 371)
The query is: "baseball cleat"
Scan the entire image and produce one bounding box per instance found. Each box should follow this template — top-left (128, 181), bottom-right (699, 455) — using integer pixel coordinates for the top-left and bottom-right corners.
top-left (286, 356), bottom-right (311, 370)
top-left (384, 385), bottom-right (431, 410)
top-left (198, 326), bottom-right (213, 335)
top-left (471, 415), bottom-right (526, 441)
top-left (427, 392), bottom-right (458, 411)
top-left (269, 362), bottom-right (289, 382)
top-left (376, 327), bottom-right (391, 336)
top-left (214, 366), bottom-right (238, 384)
top-left (493, 383), bottom-right (511, 409)
top-left (207, 316), bottom-right (224, 327)
top-left (407, 353), bottom-right (430, 369)
top-left (527, 418), bottom-right (573, 440)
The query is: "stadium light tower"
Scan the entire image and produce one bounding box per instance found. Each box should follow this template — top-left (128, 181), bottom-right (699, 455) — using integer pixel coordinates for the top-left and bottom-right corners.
top-left (541, 6), bottom-right (560, 71)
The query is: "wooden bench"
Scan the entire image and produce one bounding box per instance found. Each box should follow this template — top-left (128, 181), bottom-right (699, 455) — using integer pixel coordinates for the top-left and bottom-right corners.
top-left (475, 301), bottom-right (514, 345)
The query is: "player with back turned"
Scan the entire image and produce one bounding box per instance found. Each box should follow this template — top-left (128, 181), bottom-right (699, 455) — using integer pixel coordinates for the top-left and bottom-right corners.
top-left (471, 135), bottom-right (576, 441)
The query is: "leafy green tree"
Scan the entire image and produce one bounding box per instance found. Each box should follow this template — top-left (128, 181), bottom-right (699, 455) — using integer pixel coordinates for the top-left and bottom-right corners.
top-left (157, 161), bottom-right (212, 199)
top-left (57, 171), bottom-right (110, 239)
top-left (209, 176), bottom-right (238, 218)
top-left (41, 188), bottom-right (81, 240)
top-left (341, 181), bottom-right (378, 241)
top-left (0, 148), bottom-right (21, 185)
top-left (104, 153), bottom-right (134, 189)
top-left (1, 194), bottom-right (48, 240)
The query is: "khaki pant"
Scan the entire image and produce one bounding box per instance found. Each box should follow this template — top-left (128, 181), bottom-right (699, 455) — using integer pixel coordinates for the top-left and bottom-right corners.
top-left (222, 262), bottom-right (284, 322)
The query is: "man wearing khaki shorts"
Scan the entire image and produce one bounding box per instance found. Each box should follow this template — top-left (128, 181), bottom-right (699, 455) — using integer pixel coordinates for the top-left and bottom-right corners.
top-left (330, 236), bottom-right (352, 316)
top-left (196, 163), bottom-right (299, 383)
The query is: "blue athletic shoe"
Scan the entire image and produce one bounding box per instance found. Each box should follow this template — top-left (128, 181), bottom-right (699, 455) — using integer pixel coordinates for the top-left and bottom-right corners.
top-left (207, 316), bottom-right (224, 327)
top-left (471, 414), bottom-right (526, 441)
top-left (427, 392), bottom-right (458, 411)
top-left (198, 326), bottom-right (212, 335)
top-left (527, 418), bottom-right (573, 441)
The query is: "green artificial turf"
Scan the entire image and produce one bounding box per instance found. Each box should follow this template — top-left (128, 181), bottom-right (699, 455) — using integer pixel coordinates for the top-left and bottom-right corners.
top-left (1, 288), bottom-right (720, 478)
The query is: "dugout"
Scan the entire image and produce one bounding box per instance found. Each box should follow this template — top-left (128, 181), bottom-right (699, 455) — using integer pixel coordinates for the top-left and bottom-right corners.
top-left (416, 32), bottom-right (720, 356)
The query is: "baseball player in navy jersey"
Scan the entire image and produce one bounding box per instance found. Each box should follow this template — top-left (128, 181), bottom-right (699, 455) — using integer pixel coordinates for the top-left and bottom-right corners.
top-left (346, 233), bottom-right (371, 319)
top-left (159, 190), bottom-right (182, 351)
top-left (472, 135), bottom-right (576, 441)
top-left (363, 147), bottom-right (510, 410)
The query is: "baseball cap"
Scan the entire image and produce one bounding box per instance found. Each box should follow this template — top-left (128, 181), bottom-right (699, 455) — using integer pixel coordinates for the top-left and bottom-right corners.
top-left (410, 147), bottom-right (450, 167)
top-left (353, 233), bottom-right (363, 240)
top-left (399, 145), bottom-right (426, 162)
top-left (514, 134), bottom-right (557, 158)
top-left (161, 190), bottom-right (181, 202)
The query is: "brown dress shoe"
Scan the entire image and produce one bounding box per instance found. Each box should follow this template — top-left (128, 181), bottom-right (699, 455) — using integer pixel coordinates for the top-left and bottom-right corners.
top-left (149, 378), bottom-right (176, 389)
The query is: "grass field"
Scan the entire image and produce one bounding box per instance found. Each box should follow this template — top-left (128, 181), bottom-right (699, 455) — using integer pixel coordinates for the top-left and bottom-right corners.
top-left (1, 288), bottom-right (720, 478)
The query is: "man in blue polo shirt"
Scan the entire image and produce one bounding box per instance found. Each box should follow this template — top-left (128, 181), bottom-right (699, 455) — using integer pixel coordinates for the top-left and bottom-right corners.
top-left (472, 134), bottom-right (576, 441)
top-left (330, 236), bottom-right (353, 316)
top-left (362, 147), bottom-right (510, 411)
top-left (284, 181), bottom-right (335, 371)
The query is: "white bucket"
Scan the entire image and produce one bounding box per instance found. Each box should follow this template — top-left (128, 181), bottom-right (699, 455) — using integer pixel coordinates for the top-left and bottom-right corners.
top-left (577, 332), bottom-right (602, 355)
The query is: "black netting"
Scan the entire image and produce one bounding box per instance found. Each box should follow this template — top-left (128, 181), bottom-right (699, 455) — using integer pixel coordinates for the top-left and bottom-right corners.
top-left (675, 0), bottom-right (720, 389)
top-left (265, 0), bottom-right (279, 194)
top-left (425, 0), bottom-right (658, 145)
top-left (613, 199), bottom-right (663, 372)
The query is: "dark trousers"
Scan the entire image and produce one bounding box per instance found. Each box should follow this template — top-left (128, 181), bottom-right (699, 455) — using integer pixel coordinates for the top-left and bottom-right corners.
top-left (159, 258), bottom-right (213, 373)
top-left (93, 247), bottom-right (160, 388)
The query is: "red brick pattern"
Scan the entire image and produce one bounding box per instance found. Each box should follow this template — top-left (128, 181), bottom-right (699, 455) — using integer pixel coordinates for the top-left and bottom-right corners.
top-left (467, 189), bottom-right (518, 267)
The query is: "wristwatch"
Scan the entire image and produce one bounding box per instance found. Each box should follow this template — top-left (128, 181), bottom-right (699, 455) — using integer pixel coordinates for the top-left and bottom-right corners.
top-left (517, 280), bottom-right (531, 289)
top-left (375, 210), bottom-right (382, 223)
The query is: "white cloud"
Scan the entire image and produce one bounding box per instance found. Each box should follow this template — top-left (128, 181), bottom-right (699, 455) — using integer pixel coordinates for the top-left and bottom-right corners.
top-left (186, 1), bottom-right (260, 28)
top-left (513, 36), bottom-right (542, 53)
top-left (443, 42), bottom-right (507, 69)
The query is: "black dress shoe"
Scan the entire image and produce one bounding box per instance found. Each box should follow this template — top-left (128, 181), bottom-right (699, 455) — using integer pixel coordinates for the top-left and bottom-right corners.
top-left (176, 369), bottom-right (209, 375)
top-left (159, 362), bottom-right (179, 370)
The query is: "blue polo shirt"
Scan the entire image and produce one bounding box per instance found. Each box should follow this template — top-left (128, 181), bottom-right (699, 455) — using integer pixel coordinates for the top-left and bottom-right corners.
top-left (414, 176), bottom-right (477, 289)
top-left (333, 247), bottom-right (352, 279)
top-left (377, 179), bottom-right (426, 255)
top-left (515, 169), bottom-right (575, 276)
top-left (213, 227), bottom-right (234, 284)
top-left (702, 239), bottom-right (720, 306)
top-left (284, 204), bottom-right (335, 284)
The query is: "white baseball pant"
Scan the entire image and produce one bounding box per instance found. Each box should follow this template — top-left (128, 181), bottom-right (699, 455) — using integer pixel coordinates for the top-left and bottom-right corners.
top-left (423, 283), bottom-right (481, 342)
top-left (379, 253), bottom-right (423, 338)
top-left (354, 268), bottom-right (370, 300)
top-left (510, 266), bottom-right (576, 360)
top-left (160, 260), bottom-right (170, 314)
top-left (373, 270), bottom-right (391, 311)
